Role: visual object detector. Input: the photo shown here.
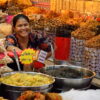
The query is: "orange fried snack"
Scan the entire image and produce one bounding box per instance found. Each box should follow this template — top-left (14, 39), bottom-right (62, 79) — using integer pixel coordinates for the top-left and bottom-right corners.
top-left (33, 92), bottom-right (45, 100)
top-left (45, 93), bottom-right (62, 100)
top-left (17, 91), bottom-right (45, 100)
top-left (17, 91), bottom-right (62, 100)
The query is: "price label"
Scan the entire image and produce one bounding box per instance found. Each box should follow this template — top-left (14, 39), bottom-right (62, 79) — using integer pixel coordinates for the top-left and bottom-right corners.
top-left (37, 50), bottom-right (47, 63)
top-left (19, 48), bottom-right (37, 64)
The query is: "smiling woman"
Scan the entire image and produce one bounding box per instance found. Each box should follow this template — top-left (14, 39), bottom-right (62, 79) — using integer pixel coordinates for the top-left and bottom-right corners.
top-left (5, 14), bottom-right (51, 70)
top-left (6, 14), bottom-right (30, 51)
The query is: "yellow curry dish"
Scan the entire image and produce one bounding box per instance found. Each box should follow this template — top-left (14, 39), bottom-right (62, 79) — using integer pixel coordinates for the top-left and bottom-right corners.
top-left (0, 73), bottom-right (54, 87)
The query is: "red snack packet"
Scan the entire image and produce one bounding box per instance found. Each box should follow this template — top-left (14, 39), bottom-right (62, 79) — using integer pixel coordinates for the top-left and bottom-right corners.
top-left (0, 64), bottom-right (5, 67)
top-left (0, 53), bottom-right (5, 59)
top-left (33, 61), bottom-right (45, 69)
top-left (16, 51), bottom-right (22, 57)
top-left (7, 51), bottom-right (14, 58)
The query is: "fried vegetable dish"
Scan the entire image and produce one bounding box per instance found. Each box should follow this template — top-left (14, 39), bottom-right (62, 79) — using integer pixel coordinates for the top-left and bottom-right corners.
top-left (0, 73), bottom-right (54, 86)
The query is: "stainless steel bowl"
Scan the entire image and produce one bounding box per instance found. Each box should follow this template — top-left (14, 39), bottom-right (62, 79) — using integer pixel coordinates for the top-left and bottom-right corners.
top-left (40, 65), bottom-right (96, 90)
top-left (0, 71), bottom-right (55, 100)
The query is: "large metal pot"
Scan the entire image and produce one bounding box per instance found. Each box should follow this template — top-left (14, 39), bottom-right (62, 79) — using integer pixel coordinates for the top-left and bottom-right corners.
top-left (0, 71), bottom-right (55, 100)
top-left (40, 65), bottom-right (96, 90)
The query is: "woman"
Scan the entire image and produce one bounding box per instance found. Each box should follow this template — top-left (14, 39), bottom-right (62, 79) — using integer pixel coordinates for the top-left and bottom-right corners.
top-left (5, 14), bottom-right (51, 70)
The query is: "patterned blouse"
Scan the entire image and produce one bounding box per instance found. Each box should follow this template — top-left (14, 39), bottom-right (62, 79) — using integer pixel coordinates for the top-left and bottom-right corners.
top-left (5, 33), bottom-right (51, 52)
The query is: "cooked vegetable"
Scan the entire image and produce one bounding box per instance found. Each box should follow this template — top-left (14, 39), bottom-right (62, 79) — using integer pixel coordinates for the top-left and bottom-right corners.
top-left (44, 67), bottom-right (91, 79)
top-left (0, 73), bottom-right (54, 86)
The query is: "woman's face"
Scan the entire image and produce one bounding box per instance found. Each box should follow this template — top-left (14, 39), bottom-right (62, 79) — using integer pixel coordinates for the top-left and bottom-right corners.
top-left (13, 18), bottom-right (30, 37)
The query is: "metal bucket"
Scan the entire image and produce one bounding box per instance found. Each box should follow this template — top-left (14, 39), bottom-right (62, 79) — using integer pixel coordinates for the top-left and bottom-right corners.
top-left (0, 71), bottom-right (55, 100)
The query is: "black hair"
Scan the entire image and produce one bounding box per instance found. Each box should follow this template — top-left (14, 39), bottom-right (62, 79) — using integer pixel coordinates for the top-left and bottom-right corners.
top-left (12, 14), bottom-right (29, 27)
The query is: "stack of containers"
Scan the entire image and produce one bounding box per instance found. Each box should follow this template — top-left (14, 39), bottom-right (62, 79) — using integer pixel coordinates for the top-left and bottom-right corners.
top-left (0, 39), bottom-right (12, 75)
top-left (70, 27), bottom-right (96, 66)
top-left (84, 35), bottom-right (100, 78)
top-left (54, 24), bottom-right (77, 64)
